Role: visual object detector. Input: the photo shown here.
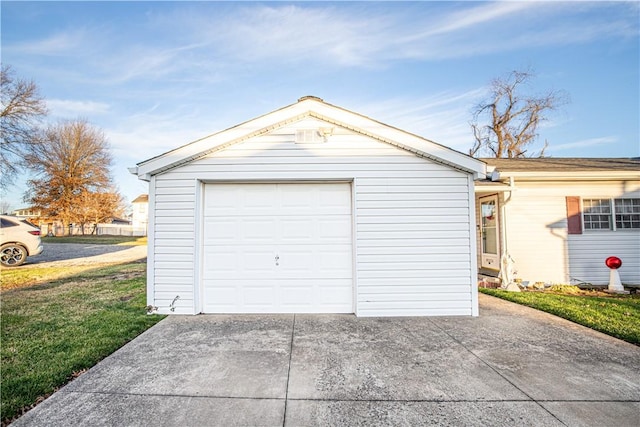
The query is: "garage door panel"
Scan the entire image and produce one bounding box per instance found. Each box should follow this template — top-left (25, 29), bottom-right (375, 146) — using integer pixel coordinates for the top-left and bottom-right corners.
top-left (277, 245), bottom-right (352, 278)
top-left (319, 248), bottom-right (353, 271)
top-left (319, 186), bottom-right (353, 213)
top-left (204, 279), bottom-right (352, 313)
top-left (204, 186), bottom-right (240, 212)
top-left (319, 282), bottom-right (353, 306)
top-left (280, 186), bottom-right (314, 211)
top-left (279, 217), bottom-right (350, 243)
top-left (242, 185), bottom-right (277, 209)
top-left (241, 218), bottom-right (278, 242)
top-left (204, 247), bottom-right (277, 275)
top-left (278, 249), bottom-right (313, 273)
top-left (202, 182), bottom-right (353, 314)
top-left (280, 284), bottom-right (314, 307)
top-left (203, 250), bottom-right (238, 273)
top-left (203, 283), bottom-right (238, 309)
top-left (243, 285), bottom-right (276, 307)
top-left (319, 217), bottom-right (352, 240)
top-left (242, 250), bottom-right (278, 273)
top-left (280, 218), bottom-right (314, 241)
top-left (203, 218), bottom-right (238, 242)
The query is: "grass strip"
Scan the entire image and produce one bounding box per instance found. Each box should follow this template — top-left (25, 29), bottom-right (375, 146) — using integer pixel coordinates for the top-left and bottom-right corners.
top-left (1, 263), bottom-right (165, 424)
top-left (480, 288), bottom-right (640, 345)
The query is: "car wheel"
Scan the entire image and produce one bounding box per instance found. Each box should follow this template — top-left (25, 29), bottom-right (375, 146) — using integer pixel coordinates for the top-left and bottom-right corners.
top-left (0, 244), bottom-right (28, 267)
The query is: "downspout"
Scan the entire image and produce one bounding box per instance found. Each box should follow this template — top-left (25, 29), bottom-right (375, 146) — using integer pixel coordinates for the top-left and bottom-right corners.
top-left (499, 177), bottom-right (517, 289)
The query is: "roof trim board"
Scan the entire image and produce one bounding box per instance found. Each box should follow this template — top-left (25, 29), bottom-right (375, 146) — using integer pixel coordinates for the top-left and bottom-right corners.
top-left (492, 170), bottom-right (640, 181)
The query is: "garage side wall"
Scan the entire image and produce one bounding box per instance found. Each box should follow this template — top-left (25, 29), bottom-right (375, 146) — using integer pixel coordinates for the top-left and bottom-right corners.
top-left (150, 123), bottom-right (476, 315)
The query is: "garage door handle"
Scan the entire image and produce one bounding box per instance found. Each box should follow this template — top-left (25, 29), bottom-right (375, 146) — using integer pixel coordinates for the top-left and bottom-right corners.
top-left (275, 255), bottom-right (279, 266)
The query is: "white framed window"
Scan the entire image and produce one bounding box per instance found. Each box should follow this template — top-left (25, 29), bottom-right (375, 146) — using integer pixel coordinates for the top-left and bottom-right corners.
top-left (583, 198), bottom-right (640, 231)
top-left (614, 198), bottom-right (640, 229)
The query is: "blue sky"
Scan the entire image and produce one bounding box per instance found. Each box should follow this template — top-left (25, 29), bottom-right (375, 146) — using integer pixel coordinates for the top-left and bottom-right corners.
top-left (2, 1), bottom-right (639, 210)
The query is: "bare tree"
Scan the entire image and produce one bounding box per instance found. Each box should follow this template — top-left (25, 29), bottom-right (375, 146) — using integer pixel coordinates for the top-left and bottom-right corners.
top-left (469, 69), bottom-right (568, 158)
top-left (1, 65), bottom-right (48, 189)
top-left (23, 119), bottom-right (123, 235)
top-left (0, 200), bottom-right (12, 214)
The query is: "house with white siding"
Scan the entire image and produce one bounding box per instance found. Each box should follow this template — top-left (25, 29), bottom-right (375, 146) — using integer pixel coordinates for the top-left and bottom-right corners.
top-left (476, 158), bottom-right (640, 287)
top-left (130, 96), bottom-right (486, 316)
top-left (131, 194), bottom-right (149, 231)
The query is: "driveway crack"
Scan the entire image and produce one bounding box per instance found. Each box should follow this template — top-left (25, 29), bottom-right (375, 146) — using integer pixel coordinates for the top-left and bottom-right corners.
top-left (282, 314), bottom-right (296, 426)
top-left (428, 318), bottom-right (569, 426)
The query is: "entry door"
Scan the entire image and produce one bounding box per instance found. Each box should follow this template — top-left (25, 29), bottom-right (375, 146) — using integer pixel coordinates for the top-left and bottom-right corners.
top-left (480, 195), bottom-right (500, 269)
top-left (201, 183), bottom-right (353, 313)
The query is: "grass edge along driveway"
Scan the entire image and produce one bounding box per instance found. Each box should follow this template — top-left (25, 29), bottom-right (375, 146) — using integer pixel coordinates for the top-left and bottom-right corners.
top-left (1, 262), bottom-right (165, 425)
top-left (480, 288), bottom-right (640, 345)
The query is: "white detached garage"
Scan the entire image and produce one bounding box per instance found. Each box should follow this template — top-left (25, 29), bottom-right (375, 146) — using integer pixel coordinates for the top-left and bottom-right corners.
top-left (130, 96), bottom-right (486, 316)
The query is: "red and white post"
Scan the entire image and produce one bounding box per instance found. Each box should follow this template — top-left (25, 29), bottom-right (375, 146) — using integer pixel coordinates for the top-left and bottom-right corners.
top-left (605, 256), bottom-right (626, 293)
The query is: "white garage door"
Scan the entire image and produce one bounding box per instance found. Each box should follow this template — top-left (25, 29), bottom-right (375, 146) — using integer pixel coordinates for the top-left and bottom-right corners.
top-left (202, 183), bottom-right (353, 313)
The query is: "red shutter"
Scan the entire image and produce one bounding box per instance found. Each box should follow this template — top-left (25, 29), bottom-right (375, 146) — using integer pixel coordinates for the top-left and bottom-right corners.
top-left (566, 196), bottom-right (582, 235)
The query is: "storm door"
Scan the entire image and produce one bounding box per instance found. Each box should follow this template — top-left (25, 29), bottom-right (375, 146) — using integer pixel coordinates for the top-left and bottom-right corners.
top-left (480, 195), bottom-right (500, 270)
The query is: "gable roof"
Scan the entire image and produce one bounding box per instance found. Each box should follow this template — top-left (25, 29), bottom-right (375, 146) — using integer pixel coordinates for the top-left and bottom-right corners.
top-left (483, 157), bottom-right (640, 182)
top-left (130, 96), bottom-right (485, 181)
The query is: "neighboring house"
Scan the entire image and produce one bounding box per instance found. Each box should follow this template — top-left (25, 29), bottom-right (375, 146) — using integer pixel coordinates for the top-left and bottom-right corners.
top-left (11, 208), bottom-right (42, 220)
top-left (475, 158), bottom-right (640, 286)
top-left (11, 208), bottom-right (135, 235)
top-left (131, 194), bottom-right (149, 230)
top-left (130, 96), bottom-right (486, 316)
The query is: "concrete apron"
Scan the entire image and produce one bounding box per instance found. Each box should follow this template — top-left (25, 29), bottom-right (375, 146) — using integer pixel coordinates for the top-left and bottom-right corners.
top-left (12, 294), bottom-right (640, 427)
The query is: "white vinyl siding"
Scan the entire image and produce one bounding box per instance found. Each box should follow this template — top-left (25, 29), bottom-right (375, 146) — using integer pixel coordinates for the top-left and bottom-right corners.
top-left (479, 181), bottom-right (640, 286)
top-left (568, 232), bottom-right (640, 285)
top-left (500, 184), bottom-right (570, 284)
top-left (150, 120), bottom-right (475, 316)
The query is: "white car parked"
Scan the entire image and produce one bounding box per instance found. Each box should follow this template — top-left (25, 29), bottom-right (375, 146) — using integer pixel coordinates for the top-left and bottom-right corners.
top-left (0, 215), bottom-right (44, 267)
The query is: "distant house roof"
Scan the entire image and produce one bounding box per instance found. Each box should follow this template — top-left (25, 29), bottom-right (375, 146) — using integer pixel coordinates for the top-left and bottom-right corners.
top-left (110, 217), bottom-right (131, 224)
top-left (482, 157), bottom-right (640, 172)
top-left (132, 194), bottom-right (149, 203)
top-left (478, 157), bottom-right (640, 183)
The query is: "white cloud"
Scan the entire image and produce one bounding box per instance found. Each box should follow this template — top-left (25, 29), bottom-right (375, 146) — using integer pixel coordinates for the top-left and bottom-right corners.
top-left (47, 99), bottom-right (111, 117)
top-left (7, 29), bottom-right (88, 56)
top-left (546, 136), bottom-right (618, 153)
top-left (105, 109), bottom-right (223, 164)
top-left (198, 5), bottom-right (389, 67)
top-left (169, 2), bottom-right (639, 67)
top-left (351, 88), bottom-right (486, 151)
top-left (7, 2), bottom-right (637, 86)
top-left (401, 1), bottom-right (536, 42)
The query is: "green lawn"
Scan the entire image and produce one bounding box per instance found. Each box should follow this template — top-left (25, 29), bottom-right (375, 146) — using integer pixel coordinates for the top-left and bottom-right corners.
top-left (1, 265), bottom-right (106, 291)
top-left (480, 288), bottom-right (640, 345)
top-left (0, 263), bottom-right (165, 424)
top-left (42, 236), bottom-right (147, 246)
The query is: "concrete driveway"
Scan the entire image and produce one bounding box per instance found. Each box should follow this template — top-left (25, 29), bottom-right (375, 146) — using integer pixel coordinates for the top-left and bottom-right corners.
top-left (13, 294), bottom-right (640, 426)
top-left (26, 243), bottom-right (146, 266)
